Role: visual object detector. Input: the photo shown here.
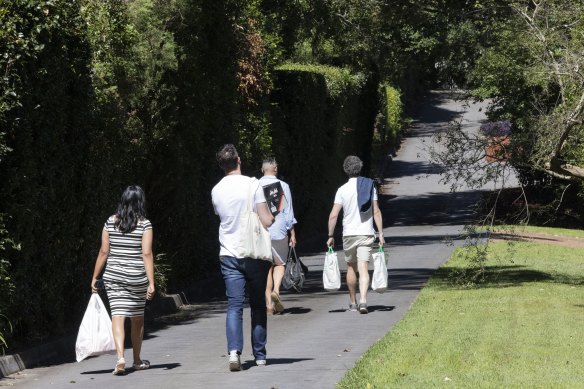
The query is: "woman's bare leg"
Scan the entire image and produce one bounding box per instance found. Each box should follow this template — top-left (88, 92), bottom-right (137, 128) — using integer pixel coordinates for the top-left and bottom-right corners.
top-left (130, 316), bottom-right (145, 365)
top-left (272, 264), bottom-right (285, 296)
top-left (111, 315), bottom-right (126, 360)
top-left (265, 265), bottom-right (274, 310)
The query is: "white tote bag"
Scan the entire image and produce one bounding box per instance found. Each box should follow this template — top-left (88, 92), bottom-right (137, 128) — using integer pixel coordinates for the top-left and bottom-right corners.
top-left (236, 177), bottom-right (273, 261)
top-left (323, 246), bottom-right (341, 291)
top-left (75, 294), bottom-right (116, 362)
top-left (371, 245), bottom-right (388, 293)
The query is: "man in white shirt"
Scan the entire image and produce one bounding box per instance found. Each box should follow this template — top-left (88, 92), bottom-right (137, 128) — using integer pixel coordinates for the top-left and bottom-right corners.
top-left (211, 144), bottom-right (274, 371)
top-left (326, 156), bottom-right (385, 314)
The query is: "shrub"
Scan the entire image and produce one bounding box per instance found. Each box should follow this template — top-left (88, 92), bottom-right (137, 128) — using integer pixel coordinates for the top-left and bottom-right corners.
top-left (275, 63), bottom-right (366, 98)
top-left (384, 84), bottom-right (403, 146)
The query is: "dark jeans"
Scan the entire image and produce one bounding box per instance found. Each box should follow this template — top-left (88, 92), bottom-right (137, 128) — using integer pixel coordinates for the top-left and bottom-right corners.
top-left (220, 256), bottom-right (271, 360)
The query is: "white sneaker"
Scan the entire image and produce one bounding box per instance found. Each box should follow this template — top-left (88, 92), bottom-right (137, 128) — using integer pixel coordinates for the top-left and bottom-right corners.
top-left (255, 359), bottom-right (267, 367)
top-left (228, 351), bottom-right (241, 372)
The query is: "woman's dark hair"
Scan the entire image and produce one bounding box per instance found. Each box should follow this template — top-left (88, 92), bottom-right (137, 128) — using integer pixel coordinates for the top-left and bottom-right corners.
top-left (115, 185), bottom-right (147, 233)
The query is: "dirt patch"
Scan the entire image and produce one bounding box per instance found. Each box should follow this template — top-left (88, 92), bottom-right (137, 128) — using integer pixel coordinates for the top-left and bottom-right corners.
top-left (491, 231), bottom-right (584, 248)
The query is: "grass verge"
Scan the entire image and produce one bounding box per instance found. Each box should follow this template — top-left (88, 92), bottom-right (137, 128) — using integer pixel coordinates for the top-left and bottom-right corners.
top-left (494, 225), bottom-right (584, 239)
top-left (338, 236), bottom-right (584, 388)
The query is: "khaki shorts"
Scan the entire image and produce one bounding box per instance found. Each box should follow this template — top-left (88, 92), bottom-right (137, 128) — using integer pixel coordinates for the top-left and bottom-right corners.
top-left (342, 235), bottom-right (375, 263)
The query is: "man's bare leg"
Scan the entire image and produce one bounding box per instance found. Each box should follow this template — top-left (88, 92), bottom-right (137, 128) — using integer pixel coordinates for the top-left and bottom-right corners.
top-left (357, 260), bottom-right (370, 304)
top-left (346, 262), bottom-right (358, 305)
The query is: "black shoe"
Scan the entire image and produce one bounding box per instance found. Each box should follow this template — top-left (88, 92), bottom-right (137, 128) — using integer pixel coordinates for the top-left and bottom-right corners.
top-left (358, 303), bottom-right (368, 314)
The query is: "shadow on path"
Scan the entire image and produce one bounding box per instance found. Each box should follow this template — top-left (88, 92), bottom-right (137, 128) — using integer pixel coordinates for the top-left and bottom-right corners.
top-left (381, 191), bottom-right (481, 228)
top-left (241, 358), bottom-right (313, 369)
top-left (81, 362), bottom-right (182, 375)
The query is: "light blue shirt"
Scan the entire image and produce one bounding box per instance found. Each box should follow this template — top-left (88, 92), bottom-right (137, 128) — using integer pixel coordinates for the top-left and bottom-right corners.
top-left (259, 175), bottom-right (297, 240)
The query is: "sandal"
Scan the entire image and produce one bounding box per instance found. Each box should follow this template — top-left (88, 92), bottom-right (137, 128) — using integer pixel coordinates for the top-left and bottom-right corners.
top-left (133, 360), bottom-right (150, 370)
top-left (113, 358), bottom-right (125, 375)
top-left (271, 291), bottom-right (284, 314)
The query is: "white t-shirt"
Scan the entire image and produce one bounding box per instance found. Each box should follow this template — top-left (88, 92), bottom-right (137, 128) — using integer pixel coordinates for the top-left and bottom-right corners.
top-left (334, 177), bottom-right (378, 236)
top-left (212, 175), bottom-right (266, 257)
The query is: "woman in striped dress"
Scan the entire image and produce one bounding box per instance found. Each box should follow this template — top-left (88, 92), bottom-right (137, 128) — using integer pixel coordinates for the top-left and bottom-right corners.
top-left (91, 185), bottom-right (155, 375)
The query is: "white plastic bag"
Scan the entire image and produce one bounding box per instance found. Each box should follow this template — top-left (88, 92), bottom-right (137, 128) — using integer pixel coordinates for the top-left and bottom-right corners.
top-left (75, 294), bottom-right (116, 362)
top-left (323, 247), bottom-right (341, 291)
top-left (371, 245), bottom-right (388, 293)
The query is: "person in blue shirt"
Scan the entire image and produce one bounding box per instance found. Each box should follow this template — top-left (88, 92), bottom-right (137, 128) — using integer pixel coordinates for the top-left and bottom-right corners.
top-left (259, 157), bottom-right (297, 314)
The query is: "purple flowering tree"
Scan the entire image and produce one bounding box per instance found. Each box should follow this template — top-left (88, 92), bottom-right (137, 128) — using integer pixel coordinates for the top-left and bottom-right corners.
top-left (479, 121), bottom-right (512, 138)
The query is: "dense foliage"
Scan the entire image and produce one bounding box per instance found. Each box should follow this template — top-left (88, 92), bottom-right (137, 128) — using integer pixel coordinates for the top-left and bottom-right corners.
top-left (470, 1), bottom-right (584, 185)
top-left (450, 0), bottom-right (584, 225)
top-left (429, 0), bottom-right (584, 281)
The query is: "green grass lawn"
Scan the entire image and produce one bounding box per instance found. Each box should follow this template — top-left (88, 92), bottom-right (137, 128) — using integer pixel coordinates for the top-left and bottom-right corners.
top-left (494, 225), bottom-right (584, 238)
top-left (338, 232), bottom-right (584, 388)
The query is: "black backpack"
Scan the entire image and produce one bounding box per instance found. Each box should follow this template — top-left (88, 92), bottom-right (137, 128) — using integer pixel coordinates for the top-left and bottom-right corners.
top-left (282, 247), bottom-right (305, 292)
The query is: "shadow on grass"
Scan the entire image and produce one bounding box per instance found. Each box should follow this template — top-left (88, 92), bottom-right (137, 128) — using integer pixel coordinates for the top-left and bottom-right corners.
top-left (427, 264), bottom-right (582, 289)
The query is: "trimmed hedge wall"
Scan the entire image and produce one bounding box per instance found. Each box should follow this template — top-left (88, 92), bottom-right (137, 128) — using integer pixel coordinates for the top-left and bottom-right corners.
top-left (270, 64), bottom-right (378, 245)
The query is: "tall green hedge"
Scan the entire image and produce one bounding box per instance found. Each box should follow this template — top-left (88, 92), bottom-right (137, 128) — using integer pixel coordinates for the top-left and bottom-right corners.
top-left (0, 0), bottom-right (275, 346)
top-left (270, 64), bottom-right (378, 244)
top-left (0, 0), bottom-right (101, 341)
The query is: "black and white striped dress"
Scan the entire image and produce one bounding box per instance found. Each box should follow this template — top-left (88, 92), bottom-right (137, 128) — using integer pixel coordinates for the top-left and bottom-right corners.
top-left (102, 216), bottom-right (151, 317)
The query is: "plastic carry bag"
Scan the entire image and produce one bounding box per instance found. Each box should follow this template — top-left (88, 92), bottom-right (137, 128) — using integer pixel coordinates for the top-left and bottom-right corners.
top-left (323, 246), bottom-right (341, 291)
top-left (75, 293), bottom-right (116, 362)
top-left (371, 245), bottom-right (388, 293)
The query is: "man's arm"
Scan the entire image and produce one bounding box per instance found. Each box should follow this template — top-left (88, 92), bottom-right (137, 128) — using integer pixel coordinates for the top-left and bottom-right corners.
top-left (289, 225), bottom-right (297, 247)
top-left (372, 200), bottom-right (385, 245)
top-left (326, 203), bottom-right (342, 247)
top-left (257, 202), bottom-right (275, 228)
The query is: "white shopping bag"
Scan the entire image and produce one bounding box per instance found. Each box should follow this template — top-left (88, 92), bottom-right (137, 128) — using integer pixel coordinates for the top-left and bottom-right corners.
top-left (371, 245), bottom-right (388, 293)
top-left (75, 294), bottom-right (116, 362)
top-left (323, 246), bottom-right (341, 291)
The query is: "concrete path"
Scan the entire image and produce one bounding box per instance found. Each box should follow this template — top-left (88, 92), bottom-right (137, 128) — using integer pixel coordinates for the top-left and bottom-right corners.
top-left (1, 91), bottom-right (488, 389)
